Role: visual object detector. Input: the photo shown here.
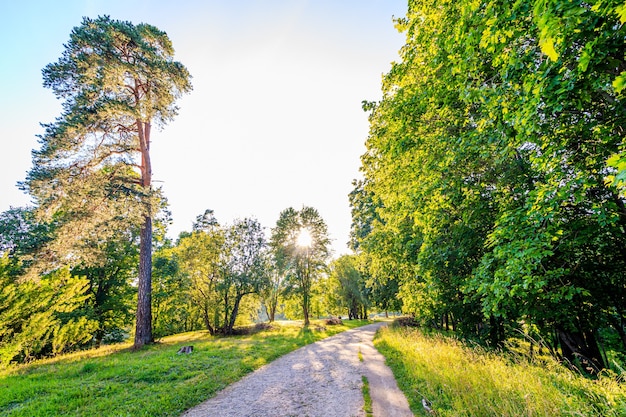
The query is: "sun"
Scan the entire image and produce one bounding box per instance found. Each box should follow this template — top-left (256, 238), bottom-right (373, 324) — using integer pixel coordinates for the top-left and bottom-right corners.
top-left (296, 228), bottom-right (313, 247)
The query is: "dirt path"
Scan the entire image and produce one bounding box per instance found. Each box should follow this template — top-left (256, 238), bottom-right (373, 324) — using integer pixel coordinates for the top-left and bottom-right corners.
top-left (181, 322), bottom-right (413, 417)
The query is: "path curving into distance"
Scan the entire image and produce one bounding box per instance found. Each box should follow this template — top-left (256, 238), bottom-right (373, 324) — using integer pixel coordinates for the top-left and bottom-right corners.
top-left (181, 321), bottom-right (413, 417)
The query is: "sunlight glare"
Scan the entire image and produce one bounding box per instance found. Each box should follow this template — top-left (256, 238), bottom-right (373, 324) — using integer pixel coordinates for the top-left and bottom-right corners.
top-left (296, 228), bottom-right (313, 247)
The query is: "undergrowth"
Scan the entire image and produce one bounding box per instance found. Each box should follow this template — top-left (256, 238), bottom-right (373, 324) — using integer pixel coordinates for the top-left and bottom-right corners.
top-left (374, 325), bottom-right (626, 416)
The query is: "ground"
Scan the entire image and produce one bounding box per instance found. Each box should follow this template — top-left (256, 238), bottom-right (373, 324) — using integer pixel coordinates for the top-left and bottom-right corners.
top-left (181, 321), bottom-right (413, 417)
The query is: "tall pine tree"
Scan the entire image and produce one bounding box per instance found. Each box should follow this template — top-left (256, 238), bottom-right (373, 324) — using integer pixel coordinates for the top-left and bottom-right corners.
top-left (23, 16), bottom-right (192, 349)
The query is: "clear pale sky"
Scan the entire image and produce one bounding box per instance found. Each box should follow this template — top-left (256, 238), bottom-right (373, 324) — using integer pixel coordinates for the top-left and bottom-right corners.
top-left (0, 0), bottom-right (406, 255)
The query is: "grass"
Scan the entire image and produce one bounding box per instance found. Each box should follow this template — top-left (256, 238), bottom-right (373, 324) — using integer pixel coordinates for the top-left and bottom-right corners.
top-left (361, 375), bottom-right (373, 417)
top-left (358, 348), bottom-right (373, 416)
top-left (0, 319), bottom-right (370, 417)
top-left (374, 325), bottom-right (626, 416)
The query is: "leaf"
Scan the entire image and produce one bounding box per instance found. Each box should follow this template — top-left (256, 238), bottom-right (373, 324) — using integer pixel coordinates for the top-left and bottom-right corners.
top-left (539, 37), bottom-right (559, 62)
top-left (617, 4), bottom-right (626, 24)
top-left (612, 72), bottom-right (626, 93)
top-left (578, 49), bottom-right (591, 73)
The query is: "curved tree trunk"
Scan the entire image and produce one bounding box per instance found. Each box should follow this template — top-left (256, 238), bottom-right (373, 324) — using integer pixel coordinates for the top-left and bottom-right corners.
top-left (203, 305), bottom-right (215, 335)
top-left (227, 294), bottom-right (245, 334)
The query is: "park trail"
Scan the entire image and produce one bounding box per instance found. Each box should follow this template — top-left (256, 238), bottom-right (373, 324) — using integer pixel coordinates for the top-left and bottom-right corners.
top-left (181, 321), bottom-right (413, 417)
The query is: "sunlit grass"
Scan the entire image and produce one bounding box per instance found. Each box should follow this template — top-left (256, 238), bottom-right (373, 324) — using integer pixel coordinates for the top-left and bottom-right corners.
top-left (374, 325), bottom-right (626, 417)
top-left (0, 319), bottom-right (369, 417)
top-left (362, 375), bottom-right (373, 417)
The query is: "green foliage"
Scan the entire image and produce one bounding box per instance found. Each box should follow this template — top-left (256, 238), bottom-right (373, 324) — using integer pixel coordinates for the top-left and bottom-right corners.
top-left (375, 325), bottom-right (626, 416)
top-left (329, 255), bottom-right (369, 319)
top-left (0, 207), bottom-right (52, 264)
top-left (0, 205), bottom-right (135, 361)
top-left (152, 214), bottom-right (268, 336)
top-left (0, 320), bottom-right (370, 416)
top-left (152, 245), bottom-right (199, 338)
top-left (23, 15), bottom-right (192, 349)
top-left (221, 218), bottom-right (269, 333)
top-left (349, 180), bottom-right (403, 316)
top-left (0, 265), bottom-right (97, 366)
top-left (270, 206), bottom-right (331, 325)
top-left (607, 153), bottom-right (626, 195)
top-left (71, 236), bottom-right (138, 346)
top-left (355, 0), bottom-right (626, 367)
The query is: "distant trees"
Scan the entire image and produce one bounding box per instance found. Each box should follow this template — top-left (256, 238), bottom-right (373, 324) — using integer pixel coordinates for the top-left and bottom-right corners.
top-left (0, 199), bottom-right (341, 366)
top-left (151, 214), bottom-right (268, 336)
top-left (222, 218), bottom-right (268, 333)
top-left (329, 255), bottom-right (368, 320)
top-left (354, 0), bottom-right (626, 371)
top-left (24, 16), bottom-right (192, 349)
top-left (270, 207), bottom-right (331, 325)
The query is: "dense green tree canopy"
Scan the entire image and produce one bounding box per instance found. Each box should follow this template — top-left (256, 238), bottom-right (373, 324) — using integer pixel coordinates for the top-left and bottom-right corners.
top-left (355, 0), bottom-right (626, 370)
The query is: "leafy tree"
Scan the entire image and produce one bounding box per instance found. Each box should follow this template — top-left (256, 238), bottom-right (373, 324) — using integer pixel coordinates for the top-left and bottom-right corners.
top-left (270, 207), bottom-right (331, 325)
top-left (193, 209), bottom-right (219, 233)
top-left (152, 245), bottom-right (200, 338)
top-left (0, 207), bottom-right (55, 302)
top-left (357, 0), bottom-right (626, 370)
top-left (221, 218), bottom-right (268, 334)
top-left (71, 235), bottom-right (137, 347)
top-left (0, 207), bottom-right (52, 263)
top-left (0, 261), bottom-right (96, 366)
top-left (170, 216), bottom-right (268, 334)
top-left (260, 255), bottom-right (284, 322)
top-left (0, 207), bottom-right (136, 351)
top-left (175, 229), bottom-right (225, 335)
top-left (329, 255), bottom-right (369, 320)
top-left (349, 179), bottom-right (403, 317)
top-left (23, 16), bottom-right (192, 349)
top-left (348, 179), bottom-right (379, 252)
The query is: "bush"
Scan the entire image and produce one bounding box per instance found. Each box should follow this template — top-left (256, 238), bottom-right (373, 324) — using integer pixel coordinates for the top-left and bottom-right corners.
top-left (230, 322), bottom-right (276, 335)
top-left (393, 316), bottom-right (419, 327)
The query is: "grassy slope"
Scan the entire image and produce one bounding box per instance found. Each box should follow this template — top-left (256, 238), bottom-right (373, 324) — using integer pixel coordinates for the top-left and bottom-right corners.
top-left (0, 320), bottom-right (369, 417)
top-left (374, 325), bottom-right (626, 417)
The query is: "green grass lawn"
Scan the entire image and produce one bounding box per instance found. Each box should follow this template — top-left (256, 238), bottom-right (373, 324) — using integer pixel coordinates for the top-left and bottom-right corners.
top-left (374, 324), bottom-right (626, 417)
top-left (0, 320), bottom-right (370, 417)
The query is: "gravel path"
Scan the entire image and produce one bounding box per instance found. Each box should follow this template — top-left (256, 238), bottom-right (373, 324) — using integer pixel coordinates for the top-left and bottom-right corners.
top-left (181, 322), bottom-right (413, 417)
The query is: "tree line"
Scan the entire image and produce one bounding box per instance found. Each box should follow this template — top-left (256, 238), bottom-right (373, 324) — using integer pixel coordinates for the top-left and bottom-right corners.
top-left (0, 200), bottom-right (379, 365)
top-left (352, 0), bottom-right (626, 373)
top-left (0, 16), bottom-right (377, 366)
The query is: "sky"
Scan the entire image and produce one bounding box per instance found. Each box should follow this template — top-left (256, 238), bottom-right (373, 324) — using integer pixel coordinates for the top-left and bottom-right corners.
top-left (0, 0), bottom-right (406, 255)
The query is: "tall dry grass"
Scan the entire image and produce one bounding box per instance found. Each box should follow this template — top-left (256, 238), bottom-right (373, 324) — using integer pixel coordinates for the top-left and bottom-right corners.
top-left (374, 326), bottom-right (626, 416)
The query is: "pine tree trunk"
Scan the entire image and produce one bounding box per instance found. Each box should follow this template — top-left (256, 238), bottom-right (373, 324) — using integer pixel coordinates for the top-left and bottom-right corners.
top-left (134, 214), bottom-right (153, 349)
top-left (133, 119), bottom-right (153, 350)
